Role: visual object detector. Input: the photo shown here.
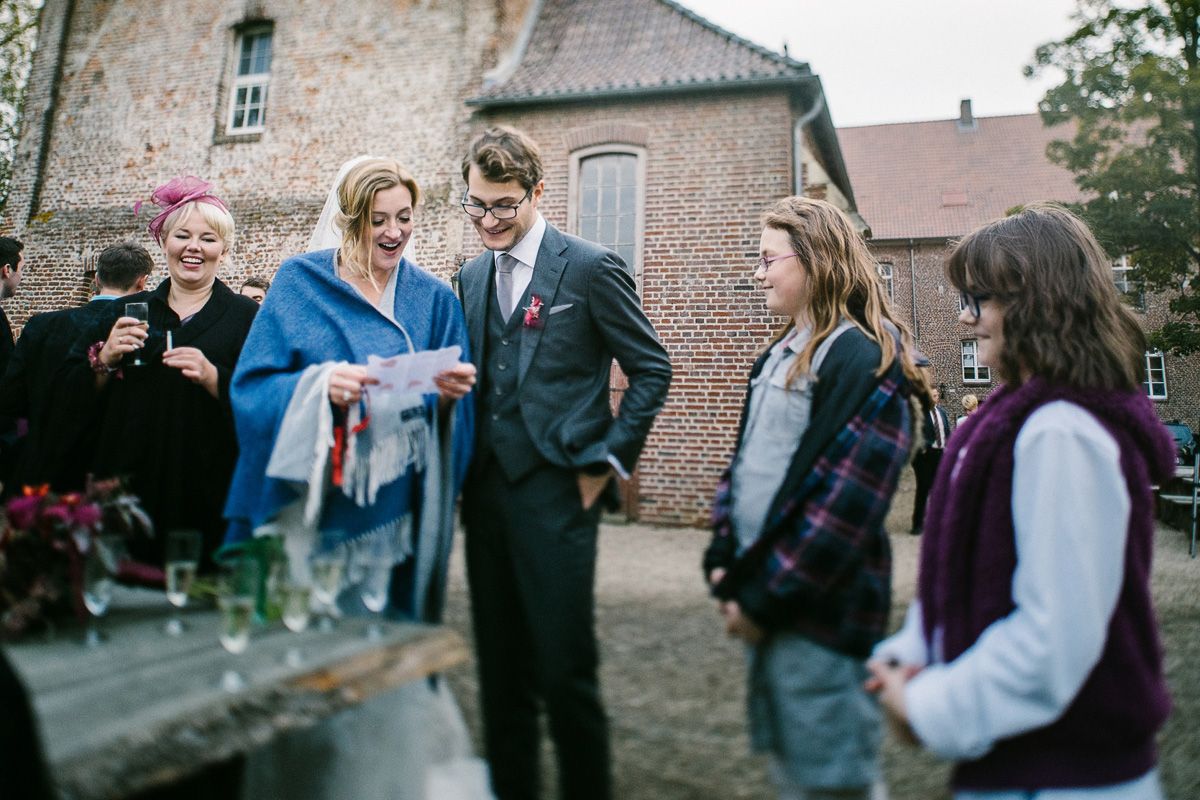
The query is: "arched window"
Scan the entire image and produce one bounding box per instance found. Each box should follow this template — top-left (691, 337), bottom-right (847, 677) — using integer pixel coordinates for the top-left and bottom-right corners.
top-left (569, 146), bottom-right (645, 284)
top-left (225, 23), bottom-right (273, 135)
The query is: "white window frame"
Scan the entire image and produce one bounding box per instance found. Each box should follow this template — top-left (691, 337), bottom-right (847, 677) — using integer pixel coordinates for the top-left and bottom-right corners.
top-left (961, 339), bottom-right (991, 384)
top-left (225, 25), bottom-right (273, 135)
top-left (877, 262), bottom-right (894, 303)
top-left (1143, 350), bottom-right (1167, 400)
top-left (567, 145), bottom-right (646, 291)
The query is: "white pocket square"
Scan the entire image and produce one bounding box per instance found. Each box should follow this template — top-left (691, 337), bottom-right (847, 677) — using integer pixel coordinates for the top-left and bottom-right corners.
top-left (549, 303), bottom-right (574, 315)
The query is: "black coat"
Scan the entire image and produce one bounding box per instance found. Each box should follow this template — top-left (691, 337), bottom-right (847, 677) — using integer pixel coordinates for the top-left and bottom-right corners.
top-left (0, 649), bottom-right (54, 800)
top-left (62, 279), bottom-right (258, 568)
top-left (0, 299), bottom-right (116, 491)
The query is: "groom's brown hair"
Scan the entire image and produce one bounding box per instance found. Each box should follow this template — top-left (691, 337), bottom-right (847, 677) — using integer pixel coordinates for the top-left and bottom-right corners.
top-left (461, 126), bottom-right (544, 191)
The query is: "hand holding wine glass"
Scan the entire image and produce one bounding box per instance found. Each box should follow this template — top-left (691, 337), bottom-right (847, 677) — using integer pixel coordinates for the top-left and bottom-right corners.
top-left (164, 529), bottom-right (201, 636)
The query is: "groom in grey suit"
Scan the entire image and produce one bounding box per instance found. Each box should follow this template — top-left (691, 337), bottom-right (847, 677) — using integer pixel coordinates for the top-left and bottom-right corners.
top-left (456, 126), bottom-right (671, 800)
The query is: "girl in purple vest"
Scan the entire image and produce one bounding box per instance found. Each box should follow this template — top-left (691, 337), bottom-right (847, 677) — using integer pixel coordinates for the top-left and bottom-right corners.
top-left (868, 204), bottom-right (1174, 799)
top-left (706, 197), bottom-right (923, 800)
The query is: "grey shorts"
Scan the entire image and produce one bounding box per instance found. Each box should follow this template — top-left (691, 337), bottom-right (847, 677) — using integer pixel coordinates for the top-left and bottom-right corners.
top-left (747, 632), bottom-right (882, 789)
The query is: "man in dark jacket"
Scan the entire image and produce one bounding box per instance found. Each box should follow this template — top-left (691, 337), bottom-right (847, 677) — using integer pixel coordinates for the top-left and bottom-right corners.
top-left (911, 387), bottom-right (950, 535)
top-left (0, 242), bottom-right (152, 491)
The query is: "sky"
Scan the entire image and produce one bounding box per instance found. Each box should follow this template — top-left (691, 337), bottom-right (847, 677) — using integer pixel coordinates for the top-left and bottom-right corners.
top-left (675, 0), bottom-right (1080, 128)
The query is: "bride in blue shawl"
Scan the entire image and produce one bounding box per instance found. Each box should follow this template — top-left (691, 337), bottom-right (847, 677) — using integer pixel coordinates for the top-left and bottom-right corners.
top-left (223, 156), bottom-right (475, 623)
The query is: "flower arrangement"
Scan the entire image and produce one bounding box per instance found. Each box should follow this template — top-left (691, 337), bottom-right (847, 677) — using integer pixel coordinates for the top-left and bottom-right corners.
top-left (523, 294), bottom-right (543, 328)
top-left (0, 480), bottom-right (152, 640)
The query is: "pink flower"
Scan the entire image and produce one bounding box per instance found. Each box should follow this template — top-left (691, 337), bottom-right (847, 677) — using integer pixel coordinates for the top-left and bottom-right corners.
top-left (6, 495), bottom-right (42, 530)
top-left (523, 295), bottom-right (544, 328)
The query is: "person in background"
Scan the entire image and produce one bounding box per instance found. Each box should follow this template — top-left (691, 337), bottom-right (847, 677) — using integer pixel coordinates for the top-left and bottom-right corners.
top-left (0, 242), bottom-right (153, 492)
top-left (705, 196), bottom-right (921, 800)
top-left (0, 648), bottom-right (54, 800)
top-left (910, 386), bottom-right (950, 535)
top-left (869, 204), bottom-right (1173, 800)
top-left (956, 393), bottom-right (978, 426)
top-left (455, 126), bottom-right (671, 800)
top-left (238, 275), bottom-right (270, 303)
top-left (62, 177), bottom-right (258, 570)
top-left (0, 236), bottom-right (26, 488)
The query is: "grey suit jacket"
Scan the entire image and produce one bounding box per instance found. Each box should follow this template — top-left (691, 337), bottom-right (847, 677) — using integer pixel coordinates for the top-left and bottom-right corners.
top-left (456, 223), bottom-right (671, 472)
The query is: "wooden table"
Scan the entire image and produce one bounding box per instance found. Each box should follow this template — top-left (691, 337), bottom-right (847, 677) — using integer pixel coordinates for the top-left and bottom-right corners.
top-left (7, 591), bottom-right (468, 800)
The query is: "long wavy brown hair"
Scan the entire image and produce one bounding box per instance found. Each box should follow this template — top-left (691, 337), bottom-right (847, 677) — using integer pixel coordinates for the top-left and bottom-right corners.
top-left (945, 203), bottom-right (1145, 391)
top-left (336, 158), bottom-right (420, 287)
top-left (762, 196), bottom-right (923, 391)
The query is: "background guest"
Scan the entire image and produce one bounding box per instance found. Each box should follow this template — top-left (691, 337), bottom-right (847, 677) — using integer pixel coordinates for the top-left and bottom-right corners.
top-left (956, 393), bottom-right (978, 426)
top-left (238, 275), bottom-right (270, 303)
top-left (910, 387), bottom-right (950, 535)
top-left (62, 177), bottom-right (257, 570)
top-left (0, 236), bottom-right (25, 489)
top-left (869, 204), bottom-right (1174, 799)
top-left (0, 242), bottom-right (152, 492)
top-left (705, 196), bottom-right (919, 800)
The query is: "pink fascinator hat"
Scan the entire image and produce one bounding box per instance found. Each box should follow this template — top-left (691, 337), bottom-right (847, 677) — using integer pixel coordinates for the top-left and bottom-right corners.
top-left (135, 176), bottom-right (229, 245)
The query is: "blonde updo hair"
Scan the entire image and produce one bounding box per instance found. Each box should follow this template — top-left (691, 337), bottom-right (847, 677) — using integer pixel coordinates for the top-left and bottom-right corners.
top-left (160, 202), bottom-right (236, 253)
top-left (961, 394), bottom-right (979, 414)
top-left (335, 157), bottom-right (420, 285)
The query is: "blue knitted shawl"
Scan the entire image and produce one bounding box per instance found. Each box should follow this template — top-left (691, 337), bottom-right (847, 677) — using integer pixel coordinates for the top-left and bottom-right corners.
top-left (223, 249), bottom-right (474, 545)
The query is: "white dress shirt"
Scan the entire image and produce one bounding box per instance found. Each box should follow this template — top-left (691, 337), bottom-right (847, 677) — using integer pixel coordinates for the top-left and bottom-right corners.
top-left (492, 213), bottom-right (546, 314)
top-left (873, 401), bottom-right (1161, 799)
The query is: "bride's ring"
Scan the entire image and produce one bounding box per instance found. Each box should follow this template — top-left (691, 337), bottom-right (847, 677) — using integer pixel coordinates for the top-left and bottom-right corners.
top-left (342, 388), bottom-right (352, 403)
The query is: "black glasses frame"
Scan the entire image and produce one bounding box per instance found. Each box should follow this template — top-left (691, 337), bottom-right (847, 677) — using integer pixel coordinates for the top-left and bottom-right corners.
top-left (960, 291), bottom-right (993, 318)
top-left (460, 187), bottom-right (533, 220)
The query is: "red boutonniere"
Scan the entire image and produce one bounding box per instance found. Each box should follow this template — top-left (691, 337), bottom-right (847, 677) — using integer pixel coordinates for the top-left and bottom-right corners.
top-left (523, 295), bottom-right (544, 328)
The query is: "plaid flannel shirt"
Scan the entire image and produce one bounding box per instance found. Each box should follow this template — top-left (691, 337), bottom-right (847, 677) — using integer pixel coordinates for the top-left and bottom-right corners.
top-left (707, 365), bottom-right (914, 658)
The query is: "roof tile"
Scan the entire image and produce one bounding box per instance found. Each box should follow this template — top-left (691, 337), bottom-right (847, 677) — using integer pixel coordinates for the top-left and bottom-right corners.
top-left (838, 113), bottom-right (1085, 240)
top-left (471, 0), bottom-right (810, 106)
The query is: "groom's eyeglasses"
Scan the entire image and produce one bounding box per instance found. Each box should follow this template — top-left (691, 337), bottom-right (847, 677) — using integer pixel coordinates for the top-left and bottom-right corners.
top-left (461, 187), bottom-right (533, 220)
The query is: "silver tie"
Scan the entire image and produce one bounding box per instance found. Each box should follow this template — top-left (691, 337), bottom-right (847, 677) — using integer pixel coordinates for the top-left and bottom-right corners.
top-left (496, 253), bottom-right (517, 321)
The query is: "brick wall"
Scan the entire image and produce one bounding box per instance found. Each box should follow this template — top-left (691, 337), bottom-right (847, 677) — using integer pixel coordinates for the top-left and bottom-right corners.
top-left (1, 0), bottom-right (508, 325)
top-left (1, 1), bottom-right (834, 526)
top-left (870, 239), bottom-right (1200, 431)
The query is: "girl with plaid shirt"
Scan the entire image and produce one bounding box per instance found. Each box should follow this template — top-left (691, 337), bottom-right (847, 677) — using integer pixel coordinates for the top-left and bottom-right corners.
top-left (705, 196), bottom-right (922, 800)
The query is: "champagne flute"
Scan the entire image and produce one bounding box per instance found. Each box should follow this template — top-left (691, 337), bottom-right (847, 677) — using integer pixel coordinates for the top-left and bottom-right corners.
top-left (218, 556), bottom-right (261, 692)
top-left (310, 551), bottom-right (345, 633)
top-left (82, 536), bottom-right (127, 647)
top-left (125, 302), bottom-right (149, 367)
top-left (279, 580), bottom-right (312, 667)
top-left (353, 539), bottom-right (392, 641)
top-left (164, 529), bottom-right (201, 636)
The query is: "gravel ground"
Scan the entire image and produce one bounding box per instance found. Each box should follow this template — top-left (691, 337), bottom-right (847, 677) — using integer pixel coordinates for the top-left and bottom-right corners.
top-left (441, 471), bottom-right (1200, 799)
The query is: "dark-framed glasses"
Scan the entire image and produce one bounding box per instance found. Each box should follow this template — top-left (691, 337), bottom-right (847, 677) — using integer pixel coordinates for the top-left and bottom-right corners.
top-left (461, 187), bottom-right (533, 220)
top-left (959, 291), bottom-right (993, 318)
top-left (754, 253), bottom-right (799, 274)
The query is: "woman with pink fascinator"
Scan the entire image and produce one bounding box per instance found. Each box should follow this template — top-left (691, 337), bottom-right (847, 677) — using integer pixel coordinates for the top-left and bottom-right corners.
top-left (60, 176), bottom-right (258, 572)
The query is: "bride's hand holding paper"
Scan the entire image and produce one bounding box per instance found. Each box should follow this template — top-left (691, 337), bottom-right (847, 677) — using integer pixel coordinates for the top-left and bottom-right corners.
top-left (433, 362), bottom-right (476, 405)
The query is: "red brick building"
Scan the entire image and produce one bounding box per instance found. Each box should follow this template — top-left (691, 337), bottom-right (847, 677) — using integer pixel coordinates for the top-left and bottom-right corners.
top-left (839, 101), bottom-right (1200, 428)
top-left (1, 0), bottom-right (860, 525)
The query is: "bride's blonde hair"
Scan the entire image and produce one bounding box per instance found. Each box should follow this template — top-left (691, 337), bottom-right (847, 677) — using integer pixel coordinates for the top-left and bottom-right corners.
top-left (335, 158), bottom-right (420, 286)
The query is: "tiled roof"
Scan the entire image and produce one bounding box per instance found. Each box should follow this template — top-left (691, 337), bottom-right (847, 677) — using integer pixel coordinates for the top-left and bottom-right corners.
top-left (468, 0), bottom-right (811, 107)
top-left (837, 113), bottom-right (1086, 241)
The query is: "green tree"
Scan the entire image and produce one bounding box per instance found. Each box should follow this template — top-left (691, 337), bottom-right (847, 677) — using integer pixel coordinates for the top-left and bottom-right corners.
top-left (1028, 0), bottom-right (1200, 353)
top-left (0, 0), bottom-right (41, 213)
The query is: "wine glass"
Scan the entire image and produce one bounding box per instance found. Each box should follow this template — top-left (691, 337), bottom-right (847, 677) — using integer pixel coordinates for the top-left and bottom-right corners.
top-left (164, 529), bottom-right (201, 636)
top-left (125, 302), bottom-right (149, 367)
top-left (82, 536), bottom-right (127, 647)
top-left (310, 551), bottom-right (345, 633)
top-left (217, 556), bottom-right (261, 692)
top-left (353, 539), bottom-right (392, 641)
top-left (279, 580), bottom-right (312, 667)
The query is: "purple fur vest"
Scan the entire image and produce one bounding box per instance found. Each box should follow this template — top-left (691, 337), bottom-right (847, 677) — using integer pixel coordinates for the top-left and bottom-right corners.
top-left (917, 377), bottom-right (1174, 790)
